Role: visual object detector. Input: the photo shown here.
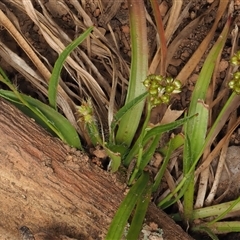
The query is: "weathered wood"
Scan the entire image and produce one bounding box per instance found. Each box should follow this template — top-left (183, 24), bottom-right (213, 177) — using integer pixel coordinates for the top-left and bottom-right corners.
top-left (0, 98), bottom-right (193, 240)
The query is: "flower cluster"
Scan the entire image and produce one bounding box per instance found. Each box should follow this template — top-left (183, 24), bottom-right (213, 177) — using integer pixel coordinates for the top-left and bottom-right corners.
top-left (77, 99), bottom-right (102, 146)
top-left (230, 50), bottom-right (240, 66)
top-left (228, 71), bottom-right (240, 94)
top-left (77, 99), bottom-right (94, 123)
top-left (143, 74), bottom-right (181, 107)
top-left (229, 51), bottom-right (240, 94)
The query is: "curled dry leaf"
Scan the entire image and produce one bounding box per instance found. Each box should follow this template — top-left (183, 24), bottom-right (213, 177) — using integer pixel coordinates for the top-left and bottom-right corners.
top-left (160, 105), bottom-right (184, 125)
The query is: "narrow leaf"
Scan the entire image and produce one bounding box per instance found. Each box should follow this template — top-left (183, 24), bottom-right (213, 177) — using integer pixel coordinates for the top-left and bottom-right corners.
top-left (111, 91), bottom-right (148, 136)
top-left (106, 172), bottom-right (149, 240)
top-left (115, 0), bottom-right (148, 147)
top-left (48, 26), bottom-right (93, 109)
top-left (0, 90), bottom-right (82, 149)
top-left (126, 185), bottom-right (152, 239)
top-left (153, 134), bottom-right (184, 192)
top-left (144, 114), bottom-right (195, 144)
top-left (123, 114), bottom-right (195, 166)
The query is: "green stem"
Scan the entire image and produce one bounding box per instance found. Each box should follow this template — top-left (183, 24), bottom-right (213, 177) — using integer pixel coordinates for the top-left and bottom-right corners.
top-left (183, 172), bottom-right (194, 222)
top-left (128, 101), bottom-right (152, 184)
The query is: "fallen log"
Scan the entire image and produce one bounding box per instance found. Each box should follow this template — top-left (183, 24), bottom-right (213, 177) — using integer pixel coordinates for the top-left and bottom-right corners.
top-left (0, 98), bottom-right (193, 240)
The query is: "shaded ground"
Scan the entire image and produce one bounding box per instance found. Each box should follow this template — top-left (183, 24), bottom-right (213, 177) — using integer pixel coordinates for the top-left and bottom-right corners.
top-left (0, 0), bottom-right (240, 239)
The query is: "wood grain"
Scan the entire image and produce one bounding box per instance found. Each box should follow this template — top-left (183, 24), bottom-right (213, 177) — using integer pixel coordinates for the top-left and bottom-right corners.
top-left (0, 98), bottom-right (193, 239)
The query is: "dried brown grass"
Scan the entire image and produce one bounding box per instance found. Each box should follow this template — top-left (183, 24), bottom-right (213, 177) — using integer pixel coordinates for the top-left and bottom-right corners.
top-left (0, 0), bottom-right (239, 209)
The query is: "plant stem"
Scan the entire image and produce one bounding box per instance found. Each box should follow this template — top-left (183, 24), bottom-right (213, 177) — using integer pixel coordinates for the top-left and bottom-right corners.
top-left (128, 101), bottom-right (152, 184)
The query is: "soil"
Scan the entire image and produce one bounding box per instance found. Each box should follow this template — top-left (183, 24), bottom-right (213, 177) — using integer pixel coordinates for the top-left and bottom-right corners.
top-left (0, 0), bottom-right (240, 239)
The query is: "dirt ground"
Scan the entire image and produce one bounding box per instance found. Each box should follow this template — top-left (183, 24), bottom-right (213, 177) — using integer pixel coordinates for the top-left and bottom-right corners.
top-left (1, 0), bottom-right (239, 122)
top-left (0, 0), bottom-right (240, 239)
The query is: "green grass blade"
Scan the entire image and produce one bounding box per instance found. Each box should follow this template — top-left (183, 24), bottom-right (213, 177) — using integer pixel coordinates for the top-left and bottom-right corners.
top-left (153, 134), bottom-right (184, 192)
top-left (140, 135), bottom-right (161, 170)
top-left (105, 172), bottom-right (149, 240)
top-left (158, 133), bottom-right (184, 156)
top-left (183, 101), bottom-right (208, 221)
top-left (48, 26), bottom-right (93, 109)
top-left (126, 185), bottom-right (152, 239)
top-left (184, 16), bottom-right (231, 162)
top-left (110, 91), bottom-right (148, 140)
top-left (207, 197), bottom-right (240, 226)
top-left (182, 17), bottom-right (230, 222)
top-left (115, 0), bottom-right (148, 147)
top-left (0, 66), bottom-right (10, 80)
top-left (128, 135), bottom-right (161, 185)
top-left (195, 222), bottom-right (240, 235)
top-left (144, 114), bottom-right (195, 143)
top-left (184, 100), bottom-right (209, 164)
top-left (0, 91), bottom-right (57, 136)
top-left (191, 199), bottom-right (240, 220)
top-left (0, 89), bottom-right (82, 149)
top-left (158, 137), bottom-right (193, 209)
top-left (123, 114), bottom-right (195, 166)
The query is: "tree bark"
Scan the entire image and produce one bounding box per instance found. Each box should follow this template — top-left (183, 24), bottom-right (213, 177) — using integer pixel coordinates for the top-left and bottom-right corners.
top-left (0, 98), bottom-right (193, 240)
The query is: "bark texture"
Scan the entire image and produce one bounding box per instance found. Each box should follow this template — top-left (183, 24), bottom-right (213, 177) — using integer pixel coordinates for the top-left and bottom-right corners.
top-left (0, 98), bottom-right (193, 240)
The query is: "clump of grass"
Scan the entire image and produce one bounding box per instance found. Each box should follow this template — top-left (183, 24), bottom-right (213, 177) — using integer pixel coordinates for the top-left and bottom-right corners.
top-left (0, 0), bottom-right (239, 239)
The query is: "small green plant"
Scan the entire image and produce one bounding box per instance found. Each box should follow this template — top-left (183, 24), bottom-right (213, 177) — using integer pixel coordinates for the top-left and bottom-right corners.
top-left (0, 26), bottom-right (94, 149)
top-left (1, 1), bottom-right (239, 239)
top-left (155, 13), bottom-right (240, 238)
top-left (0, 1), bottom-right (188, 238)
